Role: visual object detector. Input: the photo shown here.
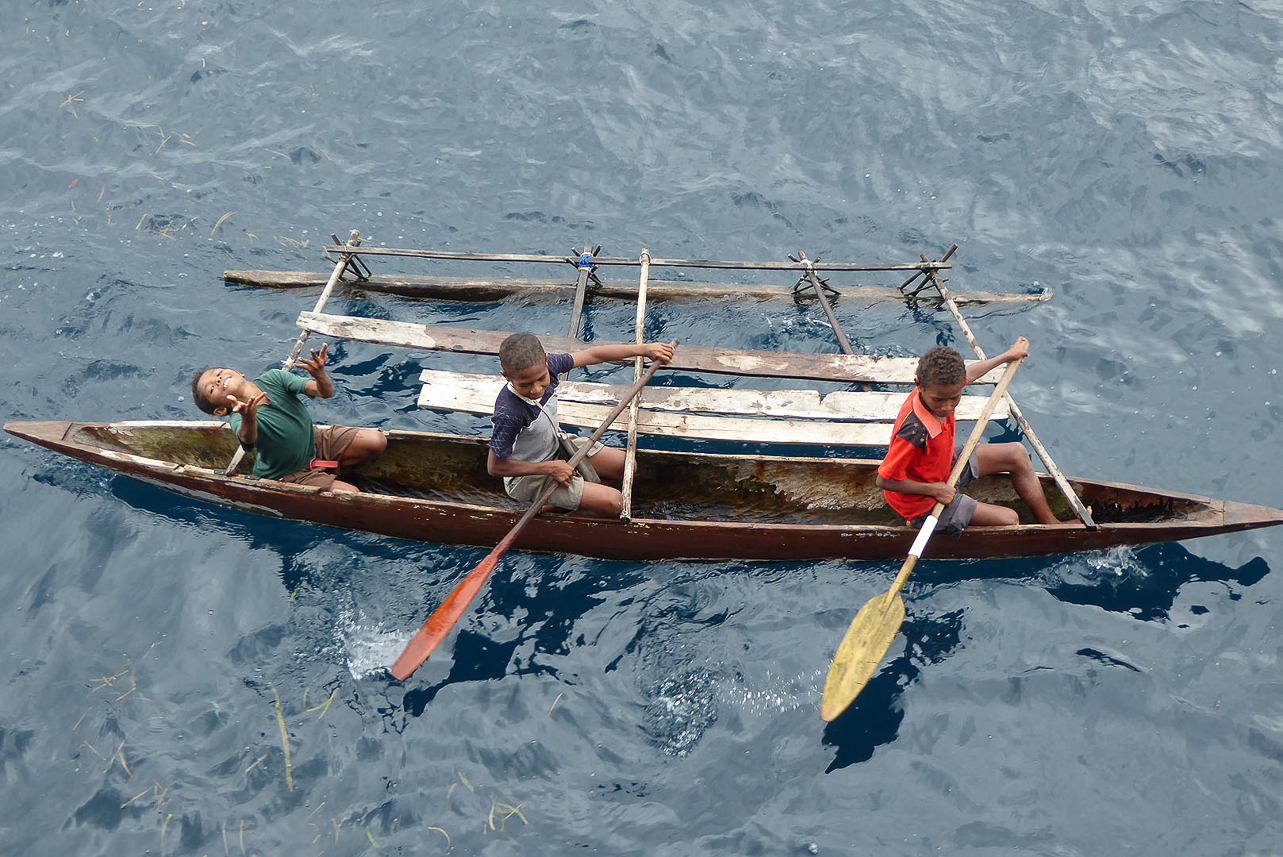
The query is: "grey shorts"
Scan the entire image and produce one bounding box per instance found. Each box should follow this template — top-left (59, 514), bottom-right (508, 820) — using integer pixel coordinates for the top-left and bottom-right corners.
top-left (908, 447), bottom-right (980, 534)
top-left (505, 436), bottom-right (604, 511)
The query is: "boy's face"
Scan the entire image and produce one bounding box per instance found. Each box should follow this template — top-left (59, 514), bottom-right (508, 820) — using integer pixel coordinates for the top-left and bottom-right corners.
top-left (197, 368), bottom-right (249, 415)
top-left (918, 381), bottom-right (965, 421)
top-left (503, 360), bottom-right (551, 401)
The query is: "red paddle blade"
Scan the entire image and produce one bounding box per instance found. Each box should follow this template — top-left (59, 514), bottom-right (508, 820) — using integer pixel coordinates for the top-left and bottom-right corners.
top-left (389, 551), bottom-right (502, 681)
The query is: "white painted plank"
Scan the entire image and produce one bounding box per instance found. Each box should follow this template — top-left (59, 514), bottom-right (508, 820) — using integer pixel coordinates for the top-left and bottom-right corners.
top-left (415, 370), bottom-right (1009, 446)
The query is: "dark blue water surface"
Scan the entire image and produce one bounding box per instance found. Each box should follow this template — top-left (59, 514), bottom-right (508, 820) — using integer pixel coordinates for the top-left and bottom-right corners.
top-left (4, 0), bottom-right (1283, 854)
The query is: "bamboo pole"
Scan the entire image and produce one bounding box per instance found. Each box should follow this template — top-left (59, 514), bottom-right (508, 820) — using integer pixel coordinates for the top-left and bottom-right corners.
top-left (921, 253), bottom-right (1096, 528)
top-left (320, 244), bottom-right (951, 274)
top-left (222, 230), bottom-right (361, 476)
top-left (620, 250), bottom-right (651, 522)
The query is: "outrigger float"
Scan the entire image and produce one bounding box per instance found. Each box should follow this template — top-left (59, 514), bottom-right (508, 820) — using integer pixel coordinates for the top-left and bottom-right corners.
top-left (8, 232), bottom-right (1283, 562)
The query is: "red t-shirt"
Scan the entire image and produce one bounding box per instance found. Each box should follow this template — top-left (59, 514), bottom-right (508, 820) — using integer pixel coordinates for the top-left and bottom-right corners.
top-left (878, 388), bottom-right (956, 520)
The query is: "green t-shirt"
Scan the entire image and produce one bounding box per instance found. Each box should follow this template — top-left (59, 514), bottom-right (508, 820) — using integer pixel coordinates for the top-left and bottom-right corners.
top-left (228, 369), bottom-right (317, 479)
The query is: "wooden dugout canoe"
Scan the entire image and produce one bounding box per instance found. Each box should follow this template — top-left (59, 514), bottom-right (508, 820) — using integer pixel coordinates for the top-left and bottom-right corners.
top-left (8, 419), bottom-right (1282, 563)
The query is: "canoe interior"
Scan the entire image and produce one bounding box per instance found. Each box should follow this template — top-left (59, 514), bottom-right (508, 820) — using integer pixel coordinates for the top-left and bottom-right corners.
top-left (67, 423), bottom-right (1219, 528)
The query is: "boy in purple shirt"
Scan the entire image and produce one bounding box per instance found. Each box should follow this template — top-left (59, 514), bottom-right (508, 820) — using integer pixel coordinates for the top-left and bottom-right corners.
top-left (488, 333), bottom-right (674, 517)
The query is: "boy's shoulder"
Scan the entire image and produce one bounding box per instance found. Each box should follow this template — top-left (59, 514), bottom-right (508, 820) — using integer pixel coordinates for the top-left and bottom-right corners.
top-left (892, 410), bottom-right (930, 450)
top-left (546, 352), bottom-right (574, 375)
top-left (259, 368), bottom-right (307, 395)
top-left (491, 384), bottom-right (538, 424)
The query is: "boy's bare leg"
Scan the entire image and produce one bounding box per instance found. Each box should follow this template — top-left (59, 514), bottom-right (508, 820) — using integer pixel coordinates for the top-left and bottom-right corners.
top-left (339, 428), bottom-right (387, 467)
top-left (578, 482), bottom-right (624, 517)
top-left (586, 446), bottom-right (626, 483)
top-left (976, 442), bottom-right (1062, 525)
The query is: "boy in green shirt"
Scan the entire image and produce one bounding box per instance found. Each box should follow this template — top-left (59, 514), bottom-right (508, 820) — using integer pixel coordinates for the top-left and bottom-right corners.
top-left (191, 343), bottom-right (385, 493)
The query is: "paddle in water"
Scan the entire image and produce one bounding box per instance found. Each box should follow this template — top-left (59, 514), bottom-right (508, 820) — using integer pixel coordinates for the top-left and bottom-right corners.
top-left (820, 356), bottom-right (1024, 721)
top-left (389, 341), bottom-right (677, 681)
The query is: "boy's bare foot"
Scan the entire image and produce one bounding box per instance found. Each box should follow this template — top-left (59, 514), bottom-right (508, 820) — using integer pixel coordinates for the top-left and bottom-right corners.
top-left (1058, 505), bottom-right (1093, 526)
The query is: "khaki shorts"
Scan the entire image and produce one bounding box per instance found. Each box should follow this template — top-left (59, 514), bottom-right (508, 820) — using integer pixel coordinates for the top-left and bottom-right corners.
top-left (505, 436), bottom-right (604, 511)
top-left (280, 425), bottom-right (362, 489)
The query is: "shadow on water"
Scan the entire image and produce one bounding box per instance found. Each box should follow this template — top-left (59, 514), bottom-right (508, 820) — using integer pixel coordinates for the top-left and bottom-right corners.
top-left (96, 470), bottom-right (440, 593)
top-left (913, 542), bottom-right (1272, 622)
top-left (400, 560), bottom-right (650, 718)
top-left (821, 543), bottom-right (1271, 771)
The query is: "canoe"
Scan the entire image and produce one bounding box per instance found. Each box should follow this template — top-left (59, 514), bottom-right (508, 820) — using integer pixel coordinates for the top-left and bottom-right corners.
top-left (8, 419), bottom-right (1282, 562)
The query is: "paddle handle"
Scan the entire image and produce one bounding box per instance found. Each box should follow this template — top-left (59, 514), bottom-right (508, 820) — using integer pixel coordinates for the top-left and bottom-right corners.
top-left (888, 355), bottom-right (1024, 596)
top-left (389, 340), bottom-right (678, 681)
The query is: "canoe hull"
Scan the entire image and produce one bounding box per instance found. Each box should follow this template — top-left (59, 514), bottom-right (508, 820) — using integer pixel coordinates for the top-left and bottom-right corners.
top-left (7, 420), bottom-right (1283, 562)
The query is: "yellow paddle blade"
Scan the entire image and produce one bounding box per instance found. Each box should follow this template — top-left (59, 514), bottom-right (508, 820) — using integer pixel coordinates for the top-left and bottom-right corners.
top-left (820, 590), bottom-right (907, 721)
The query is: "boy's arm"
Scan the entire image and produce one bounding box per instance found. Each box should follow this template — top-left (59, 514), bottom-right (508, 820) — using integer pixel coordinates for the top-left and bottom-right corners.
top-left (227, 393), bottom-right (266, 447)
top-left (298, 344), bottom-right (335, 399)
top-left (877, 433), bottom-right (955, 505)
top-left (964, 336), bottom-right (1029, 384)
top-left (486, 450), bottom-right (576, 486)
top-left (875, 473), bottom-right (955, 506)
top-left (571, 342), bottom-right (674, 369)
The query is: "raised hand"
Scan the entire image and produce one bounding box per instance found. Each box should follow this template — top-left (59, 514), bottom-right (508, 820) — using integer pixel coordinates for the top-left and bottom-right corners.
top-left (643, 342), bottom-right (675, 364)
top-left (226, 391), bottom-right (266, 417)
top-left (298, 341), bottom-right (330, 378)
top-left (1004, 337), bottom-right (1030, 362)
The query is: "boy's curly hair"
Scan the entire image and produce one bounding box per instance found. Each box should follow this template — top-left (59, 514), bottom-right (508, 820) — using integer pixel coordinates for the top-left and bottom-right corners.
top-left (499, 333), bottom-right (547, 374)
top-left (191, 370), bottom-right (217, 414)
top-left (915, 346), bottom-right (966, 387)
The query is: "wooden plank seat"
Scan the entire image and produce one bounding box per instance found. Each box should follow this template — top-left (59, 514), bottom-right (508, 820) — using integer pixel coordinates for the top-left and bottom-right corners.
top-left (299, 312), bottom-right (1006, 386)
top-left (416, 369), bottom-right (1010, 447)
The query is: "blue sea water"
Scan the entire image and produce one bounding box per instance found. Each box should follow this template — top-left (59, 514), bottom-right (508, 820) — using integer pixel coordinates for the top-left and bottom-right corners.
top-left (3, 0), bottom-right (1283, 853)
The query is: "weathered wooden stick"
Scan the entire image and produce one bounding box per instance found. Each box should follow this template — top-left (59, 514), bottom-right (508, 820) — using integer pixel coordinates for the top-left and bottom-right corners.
top-left (921, 254), bottom-right (1096, 528)
top-left (795, 250), bottom-right (855, 356)
top-left (567, 247), bottom-right (593, 342)
top-left (620, 250), bottom-right (651, 523)
top-left (899, 243), bottom-right (957, 295)
top-left (222, 229), bottom-right (361, 476)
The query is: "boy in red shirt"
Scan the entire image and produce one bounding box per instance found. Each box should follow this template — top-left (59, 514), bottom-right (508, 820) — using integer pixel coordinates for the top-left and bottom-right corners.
top-left (876, 338), bottom-right (1066, 531)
